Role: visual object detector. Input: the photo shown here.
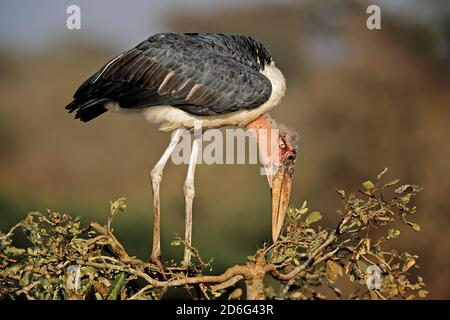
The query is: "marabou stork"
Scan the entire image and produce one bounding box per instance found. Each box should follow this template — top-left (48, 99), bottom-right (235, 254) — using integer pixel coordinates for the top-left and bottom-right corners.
top-left (66, 33), bottom-right (298, 264)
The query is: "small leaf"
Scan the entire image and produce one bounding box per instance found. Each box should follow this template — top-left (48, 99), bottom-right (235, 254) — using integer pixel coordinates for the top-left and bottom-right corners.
top-left (395, 184), bottom-right (423, 194)
top-left (402, 258), bottom-right (416, 272)
top-left (383, 179), bottom-right (400, 188)
top-left (107, 272), bottom-right (125, 300)
top-left (387, 229), bottom-right (401, 239)
top-left (362, 180), bottom-right (375, 191)
top-left (94, 292), bottom-right (103, 300)
top-left (211, 291), bottom-right (222, 297)
top-left (110, 197), bottom-right (127, 217)
top-left (19, 271), bottom-right (31, 286)
top-left (4, 246), bottom-right (26, 256)
top-left (305, 211), bottom-right (322, 225)
top-left (81, 266), bottom-right (97, 275)
top-left (298, 207), bottom-right (309, 215)
top-left (407, 222), bottom-right (421, 232)
top-left (300, 200), bottom-right (307, 210)
top-left (271, 254), bottom-right (287, 264)
top-left (171, 240), bottom-right (182, 246)
top-left (418, 290), bottom-right (429, 298)
top-left (284, 248), bottom-right (295, 257)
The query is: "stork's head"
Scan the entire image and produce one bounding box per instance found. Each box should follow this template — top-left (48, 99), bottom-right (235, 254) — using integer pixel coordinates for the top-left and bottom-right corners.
top-left (246, 114), bottom-right (299, 243)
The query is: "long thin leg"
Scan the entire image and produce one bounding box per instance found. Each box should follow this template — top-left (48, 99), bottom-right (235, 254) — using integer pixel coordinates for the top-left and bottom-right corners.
top-left (183, 126), bottom-right (201, 264)
top-left (150, 129), bottom-right (183, 261)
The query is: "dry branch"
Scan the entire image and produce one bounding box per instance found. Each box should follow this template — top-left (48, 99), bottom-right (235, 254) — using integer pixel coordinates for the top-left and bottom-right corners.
top-left (0, 171), bottom-right (427, 300)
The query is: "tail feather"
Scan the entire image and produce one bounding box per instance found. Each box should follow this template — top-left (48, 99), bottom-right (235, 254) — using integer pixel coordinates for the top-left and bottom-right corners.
top-left (66, 99), bottom-right (109, 122)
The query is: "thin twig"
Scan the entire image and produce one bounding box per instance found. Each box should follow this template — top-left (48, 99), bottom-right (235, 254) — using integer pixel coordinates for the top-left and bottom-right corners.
top-left (0, 221), bottom-right (24, 241)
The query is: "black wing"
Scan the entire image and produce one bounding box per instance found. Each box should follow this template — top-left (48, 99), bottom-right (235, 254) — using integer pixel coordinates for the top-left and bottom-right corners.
top-left (66, 33), bottom-right (272, 122)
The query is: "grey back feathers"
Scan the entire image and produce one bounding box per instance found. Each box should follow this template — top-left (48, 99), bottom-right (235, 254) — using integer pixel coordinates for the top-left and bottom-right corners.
top-left (66, 33), bottom-right (273, 122)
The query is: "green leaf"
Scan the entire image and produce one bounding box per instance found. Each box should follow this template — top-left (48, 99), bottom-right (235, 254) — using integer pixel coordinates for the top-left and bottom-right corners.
top-left (362, 180), bottom-right (375, 191)
top-left (407, 222), bottom-right (421, 232)
top-left (271, 254), bottom-right (287, 264)
top-left (94, 292), bottom-right (103, 300)
top-left (4, 246), bottom-right (26, 256)
top-left (81, 266), bottom-right (97, 275)
top-left (110, 197), bottom-right (127, 217)
top-left (19, 271), bottom-right (31, 286)
top-left (171, 240), bottom-right (182, 246)
top-left (284, 248), bottom-right (295, 257)
top-left (107, 272), bottom-right (125, 300)
top-left (306, 211), bottom-right (322, 225)
top-left (289, 202), bottom-right (308, 220)
top-left (298, 207), bottom-right (309, 215)
top-left (395, 184), bottom-right (423, 194)
top-left (387, 229), bottom-right (401, 239)
top-left (300, 200), bottom-right (307, 210)
top-left (383, 179), bottom-right (400, 188)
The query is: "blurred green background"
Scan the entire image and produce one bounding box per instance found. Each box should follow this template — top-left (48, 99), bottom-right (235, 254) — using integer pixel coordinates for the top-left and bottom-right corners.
top-left (0, 0), bottom-right (449, 299)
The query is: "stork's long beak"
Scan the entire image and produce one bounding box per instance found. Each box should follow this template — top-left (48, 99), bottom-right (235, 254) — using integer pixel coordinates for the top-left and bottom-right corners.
top-left (262, 125), bottom-right (298, 243)
top-left (247, 114), bottom-right (299, 244)
top-left (271, 165), bottom-right (293, 242)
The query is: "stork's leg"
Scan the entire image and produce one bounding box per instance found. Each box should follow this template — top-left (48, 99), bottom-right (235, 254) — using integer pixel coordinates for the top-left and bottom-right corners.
top-left (150, 129), bottom-right (183, 262)
top-left (183, 128), bottom-right (201, 264)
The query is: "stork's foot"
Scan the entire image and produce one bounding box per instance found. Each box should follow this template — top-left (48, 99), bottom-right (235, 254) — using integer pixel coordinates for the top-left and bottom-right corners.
top-left (150, 254), bottom-right (167, 279)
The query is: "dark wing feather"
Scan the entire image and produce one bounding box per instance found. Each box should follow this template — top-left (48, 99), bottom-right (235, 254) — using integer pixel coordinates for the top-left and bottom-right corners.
top-left (67, 33), bottom-right (272, 120)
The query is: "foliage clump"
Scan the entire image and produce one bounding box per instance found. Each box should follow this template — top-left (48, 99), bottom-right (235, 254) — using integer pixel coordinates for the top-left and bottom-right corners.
top-left (268, 168), bottom-right (427, 299)
top-left (0, 169), bottom-right (427, 300)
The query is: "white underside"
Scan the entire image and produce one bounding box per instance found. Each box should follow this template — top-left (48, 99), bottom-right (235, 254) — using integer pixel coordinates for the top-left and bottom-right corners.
top-left (106, 63), bottom-right (286, 132)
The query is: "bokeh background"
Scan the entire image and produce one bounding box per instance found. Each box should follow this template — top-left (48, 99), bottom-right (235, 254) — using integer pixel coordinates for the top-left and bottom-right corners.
top-left (0, 0), bottom-right (449, 299)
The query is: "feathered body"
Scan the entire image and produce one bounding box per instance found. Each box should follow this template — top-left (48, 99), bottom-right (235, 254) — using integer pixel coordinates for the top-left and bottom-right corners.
top-left (66, 33), bottom-right (286, 131)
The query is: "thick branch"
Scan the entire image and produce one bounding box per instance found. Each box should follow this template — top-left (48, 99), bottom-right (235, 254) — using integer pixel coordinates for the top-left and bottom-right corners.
top-left (83, 261), bottom-right (251, 289)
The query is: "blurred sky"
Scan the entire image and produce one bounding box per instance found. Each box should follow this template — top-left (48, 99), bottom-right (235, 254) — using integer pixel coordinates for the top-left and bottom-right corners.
top-left (0, 0), bottom-right (446, 51)
top-left (0, 0), bottom-right (296, 50)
